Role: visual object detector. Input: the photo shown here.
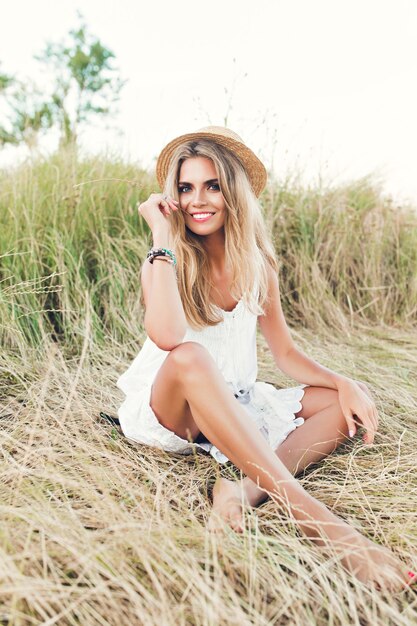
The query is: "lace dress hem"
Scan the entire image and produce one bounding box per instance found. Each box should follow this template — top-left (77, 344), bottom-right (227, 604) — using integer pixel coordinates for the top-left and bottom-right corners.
top-left (117, 381), bottom-right (308, 465)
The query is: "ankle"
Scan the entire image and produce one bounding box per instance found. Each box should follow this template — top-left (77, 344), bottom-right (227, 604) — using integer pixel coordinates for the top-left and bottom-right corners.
top-left (215, 477), bottom-right (251, 507)
top-left (241, 477), bottom-right (268, 507)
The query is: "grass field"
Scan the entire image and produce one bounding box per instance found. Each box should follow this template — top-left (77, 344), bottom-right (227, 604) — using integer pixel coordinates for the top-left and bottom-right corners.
top-left (1, 149), bottom-right (416, 625)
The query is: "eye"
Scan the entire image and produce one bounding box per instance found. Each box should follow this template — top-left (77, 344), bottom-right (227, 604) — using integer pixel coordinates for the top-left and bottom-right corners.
top-left (178, 183), bottom-right (220, 193)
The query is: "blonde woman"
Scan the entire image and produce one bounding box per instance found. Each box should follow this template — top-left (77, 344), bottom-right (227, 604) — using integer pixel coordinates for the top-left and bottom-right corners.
top-left (116, 126), bottom-right (416, 592)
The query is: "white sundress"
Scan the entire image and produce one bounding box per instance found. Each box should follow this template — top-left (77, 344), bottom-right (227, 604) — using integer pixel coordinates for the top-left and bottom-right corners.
top-left (116, 283), bottom-right (308, 465)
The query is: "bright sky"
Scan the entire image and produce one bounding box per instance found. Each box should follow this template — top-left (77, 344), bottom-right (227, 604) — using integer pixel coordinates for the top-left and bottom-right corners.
top-left (1, 0), bottom-right (417, 204)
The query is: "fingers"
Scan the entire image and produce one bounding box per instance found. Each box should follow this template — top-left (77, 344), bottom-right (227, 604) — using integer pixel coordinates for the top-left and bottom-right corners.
top-left (159, 195), bottom-right (180, 216)
top-left (358, 382), bottom-right (380, 427)
top-left (345, 407), bottom-right (379, 445)
top-left (353, 405), bottom-right (376, 445)
top-left (372, 404), bottom-right (379, 430)
top-left (159, 199), bottom-right (171, 216)
top-left (362, 417), bottom-right (377, 445)
top-left (354, 382), bottom-right (380, 445)
top-left (344, 410), bottom-right (357, 438)
top-left (160, 194), bottom-right (179, 208)
top-left (356, 381), bottom-right (372, 399)
top-left (136, 194), bottom-right (180, 217)
top-left (366, 396), bottom-right (380, 444)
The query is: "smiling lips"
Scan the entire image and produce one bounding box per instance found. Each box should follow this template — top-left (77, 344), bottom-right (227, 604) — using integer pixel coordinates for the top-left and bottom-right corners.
top-left (190, 212), bottom-right (215, 222)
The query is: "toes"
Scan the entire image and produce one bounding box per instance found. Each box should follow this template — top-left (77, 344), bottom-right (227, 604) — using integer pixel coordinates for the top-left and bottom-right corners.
top-left (374, 567), bottom-right (414, 593)
top-left (403, 570), bottom-right (417, 591)
top-left (207, 521), bottom-right (225, 535)
top-left (207, 502), bottom-right (245, 534)
top-left (207, 513), bottom-right (226, 534)
top-left (229, 517), bottom-right (245, 533)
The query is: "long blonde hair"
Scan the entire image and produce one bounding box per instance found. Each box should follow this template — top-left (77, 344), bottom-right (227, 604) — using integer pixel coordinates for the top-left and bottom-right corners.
top-left (159, 138), bottom-right (279, 330)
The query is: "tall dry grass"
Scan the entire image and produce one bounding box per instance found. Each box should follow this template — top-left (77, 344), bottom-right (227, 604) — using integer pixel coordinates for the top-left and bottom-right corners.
top-left (1, 148), bottom-right (416, 624)
top-left (1, 148), bottom-right (416, 357)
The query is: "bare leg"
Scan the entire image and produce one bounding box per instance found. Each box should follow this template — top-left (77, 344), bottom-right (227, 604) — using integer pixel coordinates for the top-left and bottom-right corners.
top-left (152, 343), bottom-right (339, 539)
top-left (243, 386), bottom-right (349, 507)
top-left (150, 343), bottom-right (414, 591)
top-left (210, 386), bottom-right (417, 592)
top-left (209, 388), bottom-right (348, 533)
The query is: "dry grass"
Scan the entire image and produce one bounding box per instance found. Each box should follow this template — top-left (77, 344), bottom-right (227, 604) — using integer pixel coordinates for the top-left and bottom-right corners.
top-left (1, 323), bottom-right (416, 625)
top-left (1, 149), bottom-right (417, 624)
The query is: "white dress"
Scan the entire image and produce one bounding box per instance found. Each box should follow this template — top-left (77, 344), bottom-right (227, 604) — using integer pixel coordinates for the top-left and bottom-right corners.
top-left (116, 283), bottom-right (308, 464)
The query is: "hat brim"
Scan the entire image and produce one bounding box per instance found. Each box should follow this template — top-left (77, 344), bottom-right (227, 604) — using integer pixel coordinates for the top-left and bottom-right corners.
top-left (156, 130), bottom-right (267, 197)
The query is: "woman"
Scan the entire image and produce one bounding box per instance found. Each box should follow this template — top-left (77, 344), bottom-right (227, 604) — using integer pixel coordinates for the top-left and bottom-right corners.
top-left (116, 126), bottom-right (416, 591)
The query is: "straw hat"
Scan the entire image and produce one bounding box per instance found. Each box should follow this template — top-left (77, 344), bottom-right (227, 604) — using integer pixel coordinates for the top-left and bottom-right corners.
top-left (156, 125), bottom-right (268, 197)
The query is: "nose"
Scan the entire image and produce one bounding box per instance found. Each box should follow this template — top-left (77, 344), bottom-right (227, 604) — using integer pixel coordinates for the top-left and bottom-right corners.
top-left (191, 188), bottom-right (207, 207)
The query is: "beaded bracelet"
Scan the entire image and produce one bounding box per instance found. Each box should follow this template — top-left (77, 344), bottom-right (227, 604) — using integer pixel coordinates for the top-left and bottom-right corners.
top-left (146, 247), bottom-right (177, 265)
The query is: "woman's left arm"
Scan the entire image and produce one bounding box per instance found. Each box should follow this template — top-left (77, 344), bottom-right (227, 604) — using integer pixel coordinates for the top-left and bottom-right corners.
top-left (258, 265), bottom-right (379, 441)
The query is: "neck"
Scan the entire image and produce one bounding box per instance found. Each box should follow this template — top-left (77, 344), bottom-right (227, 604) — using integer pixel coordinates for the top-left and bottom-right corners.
top-left (202, 228), bottom-right (227, 276)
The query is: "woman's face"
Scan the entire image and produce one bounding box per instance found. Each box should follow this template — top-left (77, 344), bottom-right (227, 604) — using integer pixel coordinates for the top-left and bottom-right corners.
top-left (178, 156), bottom-right (226, 235)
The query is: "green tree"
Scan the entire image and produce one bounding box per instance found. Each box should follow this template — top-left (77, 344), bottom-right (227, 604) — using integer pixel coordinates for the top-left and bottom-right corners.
top-left (0, 66), bottom-right (18, 146)
top-left (0, 13), bottom-right (126, 151)
top-left (0, 75), bottom-right (54, 150)
top-left (0, 67), bottom-right (14, 92)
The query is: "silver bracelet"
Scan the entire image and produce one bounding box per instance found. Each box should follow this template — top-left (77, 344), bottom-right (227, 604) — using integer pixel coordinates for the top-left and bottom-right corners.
top-left (153, 255), bottom-right (174, 265)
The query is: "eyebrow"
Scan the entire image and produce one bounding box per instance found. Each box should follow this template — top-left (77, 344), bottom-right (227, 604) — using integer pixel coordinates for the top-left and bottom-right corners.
top-left (178, 178), bottom-right (219, 185)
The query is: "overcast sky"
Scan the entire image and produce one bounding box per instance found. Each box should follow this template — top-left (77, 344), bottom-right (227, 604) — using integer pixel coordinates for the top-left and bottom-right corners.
top-left (1, 0), bottom-right (416, 204)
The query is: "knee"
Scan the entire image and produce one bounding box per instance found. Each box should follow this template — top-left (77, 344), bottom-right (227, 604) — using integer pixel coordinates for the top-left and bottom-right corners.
top-left (168, 341), bottom-right (212, 376)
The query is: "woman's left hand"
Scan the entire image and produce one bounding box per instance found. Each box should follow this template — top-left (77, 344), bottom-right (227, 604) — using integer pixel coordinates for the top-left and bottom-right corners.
top-left (336, 377), bottom-right (379, 445)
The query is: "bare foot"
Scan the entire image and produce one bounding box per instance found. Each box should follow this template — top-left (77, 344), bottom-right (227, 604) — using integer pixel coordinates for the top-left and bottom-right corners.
top-left (207, 477), bottom-right (250, 534)
top-left (322, 530), bottom-right (417, 592)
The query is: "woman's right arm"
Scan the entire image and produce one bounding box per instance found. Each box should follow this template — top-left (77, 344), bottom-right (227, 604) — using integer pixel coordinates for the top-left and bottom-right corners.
top-left (139, 194), bottom-right (187, 351)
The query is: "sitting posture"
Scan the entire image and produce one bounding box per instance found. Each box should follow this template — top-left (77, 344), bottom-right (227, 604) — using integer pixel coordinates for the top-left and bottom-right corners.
top-left (117, 126), bottom-right (416, 592)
